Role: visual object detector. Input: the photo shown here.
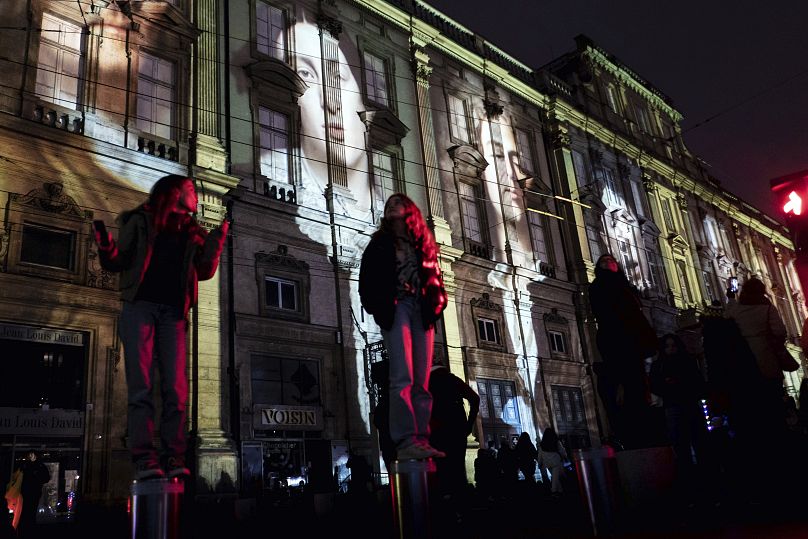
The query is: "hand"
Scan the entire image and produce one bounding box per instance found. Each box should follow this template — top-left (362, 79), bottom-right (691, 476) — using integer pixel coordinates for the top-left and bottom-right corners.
top-left (220, 218), bottom-right (230, 235)
top-left (726, 287), bottom-right (736, 299)
top-left (94, 228), bottom-right (113, 250)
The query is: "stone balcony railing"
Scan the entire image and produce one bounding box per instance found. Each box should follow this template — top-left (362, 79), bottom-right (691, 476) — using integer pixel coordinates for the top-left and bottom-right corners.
top-left (24, 98), bottom-right (84, 134)
top-left (263, 177), bottom-right (298, 205)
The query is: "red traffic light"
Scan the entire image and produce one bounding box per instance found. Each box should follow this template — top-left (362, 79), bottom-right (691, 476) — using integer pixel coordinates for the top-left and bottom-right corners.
top-left (784, 191), bottom-right (803, 216)
top-left (771, 170), bottom-right (808, 219)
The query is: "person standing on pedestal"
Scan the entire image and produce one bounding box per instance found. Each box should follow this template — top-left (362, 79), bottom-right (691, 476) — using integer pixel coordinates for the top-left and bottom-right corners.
top-left (94, 175), bottom-right (229, 480)
top-left (588, 254), bottom-right (658, 449)
top-left (359, 194), bottom-right (448, 461)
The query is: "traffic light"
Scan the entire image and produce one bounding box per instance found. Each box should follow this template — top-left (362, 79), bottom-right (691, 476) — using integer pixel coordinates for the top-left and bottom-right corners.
top-left (771, 169), bottom-right (808, 256)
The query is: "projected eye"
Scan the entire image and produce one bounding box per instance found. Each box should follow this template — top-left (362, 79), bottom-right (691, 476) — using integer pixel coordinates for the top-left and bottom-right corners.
top-left (297, 68), bottom-right (316, 82)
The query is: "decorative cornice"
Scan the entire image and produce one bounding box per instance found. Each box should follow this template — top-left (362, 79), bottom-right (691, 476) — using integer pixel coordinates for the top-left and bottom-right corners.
top-left (12, 181), bottom-right (87, 219)
top-left (255, 245), bottom-right (309, 272)
top-left (316, 14), bottom-right (342, 39)
top-left (471, 292), bottom-right (501, 311)
top-left (543, 307), bottom-right (568, 325)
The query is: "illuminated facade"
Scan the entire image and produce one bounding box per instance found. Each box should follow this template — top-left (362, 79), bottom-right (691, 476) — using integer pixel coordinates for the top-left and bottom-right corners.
top-left (0, 0), bottom-right (237, 509)
top-left (0, 0), bottom-right (802, 511)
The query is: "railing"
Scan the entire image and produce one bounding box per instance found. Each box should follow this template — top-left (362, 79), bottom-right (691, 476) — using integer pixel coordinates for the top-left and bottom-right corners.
top-left (465, 239), bottom-right (490, 259)
top-left (263, 179), bottom-right (298, 205)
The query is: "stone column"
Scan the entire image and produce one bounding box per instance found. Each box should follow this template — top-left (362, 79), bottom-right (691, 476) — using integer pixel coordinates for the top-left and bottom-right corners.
top-left (411, 44), bottom-right (451, 246)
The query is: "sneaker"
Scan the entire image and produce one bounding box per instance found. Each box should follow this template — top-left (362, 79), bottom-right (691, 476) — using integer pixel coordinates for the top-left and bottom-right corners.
top-left (166, 457), bottom-right (190, 479)
top-left (397, 443), bottom-right (446, 460)
top-left (134, 461), bottom-right (165, 481)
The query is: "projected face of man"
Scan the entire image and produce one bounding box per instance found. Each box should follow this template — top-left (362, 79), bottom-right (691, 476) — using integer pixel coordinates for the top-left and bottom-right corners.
top-left (293, 20), bottom-right (370, 217)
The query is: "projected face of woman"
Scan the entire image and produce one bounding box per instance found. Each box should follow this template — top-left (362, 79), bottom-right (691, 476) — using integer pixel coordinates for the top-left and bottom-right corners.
top-left (293, 21), bottom-right (370, 216)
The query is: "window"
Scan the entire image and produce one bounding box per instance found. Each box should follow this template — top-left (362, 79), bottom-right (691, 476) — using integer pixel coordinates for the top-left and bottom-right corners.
top-left (363, 51), bottom-right (389, 107)
top-left (551, 386), bottom-right (591, 450)
top-left (617, 239), bottom-right (640, 286)
top-left (258, 106), bottom-right (290, 183)
top-left (478, 378), bottom-right (522, 448)
top-left (586, 225), bottom-right (604, 262)
top-left (256, 2), bottom-right (286, 61)
top-left (477, 317), bottom-right (500, 345)
top-left (571, 150), bottom-right (589, 190)
top-left (251, 356), bottom-right (321, 406)
top-left (35, 14), bottom-right (83, 109)
top-left (136, 52), bottom-right (175, 139)
top-left (604, 85), bottom-right (620, 114)
top-left (265, 276), bottom-right (299, 312)
top-left (676, 260), bottom-right (693, 304)
top-left (548, 330), bottom-right (567, 354)
top-left (661, 198), bottom-right (676, 233)
top-left (527, 211), bottom-right (551, 263)
top-left (647, 250), bottom-right (665, 292)
top-left (514, 128), bottom-right (535, 176)
top-left (20, 223), bottom-right (76, 270)
top-left (634, 104), bottom-right (653, 134)
top-left (630, 181), bottom-right (648, 218)
top-left (371, 150), bottom-right (397, 218)
top-left (459, 182), bottom-right (483, 243)
top-left (597, 168), bottom-right (619, 206)
top-left (448, 94), bottom-right (470, 143)
top-left (702, 269), bottom-right (717, 303)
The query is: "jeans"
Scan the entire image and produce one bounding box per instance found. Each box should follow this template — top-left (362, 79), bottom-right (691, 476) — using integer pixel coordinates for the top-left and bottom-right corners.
top-left (382, 296), bottom-right (434, 449)
top-left (119, 300), bottom-right (188, 465)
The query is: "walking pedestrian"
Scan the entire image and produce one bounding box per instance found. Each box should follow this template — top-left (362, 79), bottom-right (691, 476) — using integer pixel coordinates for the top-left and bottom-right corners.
top-left (514, 432), bottom-right (538, 485)
top-left (537, 428), bottom-right (568, 499)
top-left (359, 194), bottom-right (448, 461)
top-left (95, 174), bottom-right (229, 480)
top-left (588, 254), bottom-right (658, 449)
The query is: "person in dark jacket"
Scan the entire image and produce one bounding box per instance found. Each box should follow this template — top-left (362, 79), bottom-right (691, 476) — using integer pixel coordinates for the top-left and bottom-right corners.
top-left (514, 432), bottom-right (538, 485)
top-left (95, 175), bottom-right (229, 480)
top-left (359, 194), bottom-right (448, 461)
top-left (649, 334), bottom-right (706, 470)
top-left (588, 254), bottom-right (657, 449)
top-left (429, 364), bottom-right (480, 497)
top-left (17, 451), bottom-right (50, 539)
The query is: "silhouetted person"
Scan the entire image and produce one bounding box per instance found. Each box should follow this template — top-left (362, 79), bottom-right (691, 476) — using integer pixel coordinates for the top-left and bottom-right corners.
top-left (95, 175), bottom-right (229, 480)
top-left (496, 437), bottom-right (519, 493)
top-left (17, 451), bottom-right (49, 539)
top-left (650, 334), bottom-right (706, 502)
top-left (514, 432), bottom-right (537, 485)
top-left (428, 364), bottom-right (480, 497)
top-left (346, 452), bottom-right (373, 496)
top-left (473, 447), bottom-right (498, 502)
top-left (589, 254), bottom-right (658, 449)
top-left (538, 429), bottom-right (567, 498)
top-left (359, 194), bottom-right (448, 461)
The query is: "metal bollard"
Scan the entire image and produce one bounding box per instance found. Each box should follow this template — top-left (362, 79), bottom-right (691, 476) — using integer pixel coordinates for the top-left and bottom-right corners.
top-left (390, 458), bottom-right (436, 539)
top-left (574, 446), bottom-right (622, 536)
top-left (130, 478), bottom-right (184, 539)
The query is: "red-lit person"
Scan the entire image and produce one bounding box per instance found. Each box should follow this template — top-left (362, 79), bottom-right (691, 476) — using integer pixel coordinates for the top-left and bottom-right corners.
top-left (359, 194), bottom-right (448, 460)
top-left (94, 175), bottom-right (229, 480)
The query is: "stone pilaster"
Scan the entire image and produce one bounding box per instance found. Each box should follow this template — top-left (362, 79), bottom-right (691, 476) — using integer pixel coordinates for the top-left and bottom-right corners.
top-left (411, 46), bottom-right (450, 246)
top-left (190, 167), bottom-right (240, 494)
top-left (193, 0), bottom-right (227, 173)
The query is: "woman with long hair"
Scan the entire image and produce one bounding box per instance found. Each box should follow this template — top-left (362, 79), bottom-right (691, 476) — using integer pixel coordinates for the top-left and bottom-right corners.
top-left (359, 194), bottom-right (448, 460)
top-left (588, 254), bottom-right (657, 449)
top-left (538, 428), bottom-right (567, 498)
top-left (95, 174), bottom-right (229, 480)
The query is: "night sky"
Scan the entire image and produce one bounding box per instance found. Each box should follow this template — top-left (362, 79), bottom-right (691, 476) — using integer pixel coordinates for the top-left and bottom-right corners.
top-left (425, 0), bottom-right (808, 220)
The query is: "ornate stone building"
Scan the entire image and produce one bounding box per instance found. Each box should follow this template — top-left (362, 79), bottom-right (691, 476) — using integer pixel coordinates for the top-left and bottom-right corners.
top-left (0, 0), bottom-right (237, 511)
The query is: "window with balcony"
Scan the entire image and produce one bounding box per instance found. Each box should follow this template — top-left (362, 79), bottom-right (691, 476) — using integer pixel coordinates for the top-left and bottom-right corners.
top-left (35, 14), bottom-right (83, 110)
top-left (258, 106), bottom-right (290, 183)
top-left (256, 2), bottom-right (287, 62)
top-left (136, 52), bottom-right (175, 140)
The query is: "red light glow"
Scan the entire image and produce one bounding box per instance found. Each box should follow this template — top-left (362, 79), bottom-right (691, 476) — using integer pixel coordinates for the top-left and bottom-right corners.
top-left (784, 191), bottom-right (802, 216)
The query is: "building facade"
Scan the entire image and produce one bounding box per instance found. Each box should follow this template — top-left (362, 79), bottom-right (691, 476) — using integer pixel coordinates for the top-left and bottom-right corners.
top-left (0, 0), bottom-right (803, 513)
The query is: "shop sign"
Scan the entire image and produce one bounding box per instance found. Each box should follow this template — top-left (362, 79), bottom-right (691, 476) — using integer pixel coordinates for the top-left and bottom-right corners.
top-left (0, 323), bottom-right (84, 347)
top-left (0, 408), bottom-right (85, 436)
top-left (256, 405), bottom-right (321, 430)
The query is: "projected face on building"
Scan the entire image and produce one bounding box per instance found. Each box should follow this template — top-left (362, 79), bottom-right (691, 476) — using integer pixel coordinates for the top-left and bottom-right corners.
top-left (292, 17), bottom-right (371, 221)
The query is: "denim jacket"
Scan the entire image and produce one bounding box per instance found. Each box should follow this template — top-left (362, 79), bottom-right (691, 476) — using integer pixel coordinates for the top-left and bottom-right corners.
top-left (98, 206), bottom-right (226, 317)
